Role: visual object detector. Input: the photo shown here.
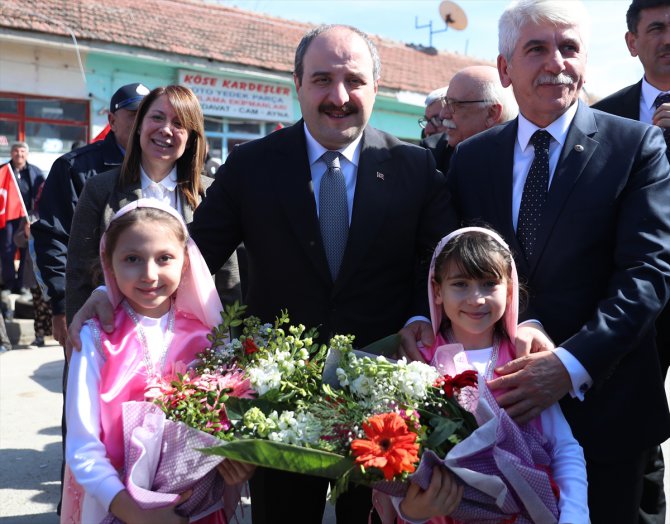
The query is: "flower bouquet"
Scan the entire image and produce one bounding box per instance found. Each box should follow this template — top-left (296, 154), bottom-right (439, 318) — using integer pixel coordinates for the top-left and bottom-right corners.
top-left (150, 304), bottom-right (561, 523)
top-left (323, 343), bottom-right (561, 524)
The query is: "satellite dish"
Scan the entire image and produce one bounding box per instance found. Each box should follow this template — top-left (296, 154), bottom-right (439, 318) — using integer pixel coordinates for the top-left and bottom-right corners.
top-left (439, 0), bottom-right (468, 30)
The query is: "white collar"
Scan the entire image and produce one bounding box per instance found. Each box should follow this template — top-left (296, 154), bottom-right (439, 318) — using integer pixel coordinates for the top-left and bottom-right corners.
top-left (517, 101), bottom-right (579, 151)
top-left (140, 165), bottom-right (178, 191)
top-left (303, 122), bottom-right (363, 168)
top-left (641, 76), bottom-right (669, 112)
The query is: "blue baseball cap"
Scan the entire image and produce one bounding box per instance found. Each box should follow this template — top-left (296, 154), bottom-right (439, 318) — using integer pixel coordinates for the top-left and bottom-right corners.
top-left (110, 83), bottom-right (150, 113)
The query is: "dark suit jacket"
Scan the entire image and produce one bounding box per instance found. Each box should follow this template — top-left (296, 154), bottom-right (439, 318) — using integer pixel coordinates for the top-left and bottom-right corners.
top-left (190, 121), bottom-right (457, 347)
top-left (32, 131), bottom-right (123, 315)
top-left (420, 132), bottom-right (454, 175)
top-left (593, 80), bottom-right (670, 375)
top-left (447, 102), bottom-right (670, 460)
top-left (592, 80), bottom-right (641, 121)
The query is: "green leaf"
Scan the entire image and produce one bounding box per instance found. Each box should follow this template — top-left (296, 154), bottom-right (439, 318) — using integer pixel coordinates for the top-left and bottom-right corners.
top-left (424, 416), bottom-right (462, 449)
top-left (202, 439), bottom-right (354, 479)
top-left (329, 467), bottom-right (353, 502)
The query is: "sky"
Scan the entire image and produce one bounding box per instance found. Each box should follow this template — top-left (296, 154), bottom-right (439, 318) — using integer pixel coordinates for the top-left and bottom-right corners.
top-left (222, 0), bottom-right (643, 99)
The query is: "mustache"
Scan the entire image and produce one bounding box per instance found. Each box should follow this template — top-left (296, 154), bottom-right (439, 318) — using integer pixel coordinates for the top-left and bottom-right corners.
top-left (318, 102), bottom-right (358, 114)
top-left (535, 72), bottom-right (576, 86)
top-left (441, 119), bottom-right (456, 129)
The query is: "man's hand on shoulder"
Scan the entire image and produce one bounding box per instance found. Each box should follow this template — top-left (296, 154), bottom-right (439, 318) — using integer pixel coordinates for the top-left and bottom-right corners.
top-left (68, 289), bottom-right (115, 359)
top-left (488, 351), bottom-right (571, 424)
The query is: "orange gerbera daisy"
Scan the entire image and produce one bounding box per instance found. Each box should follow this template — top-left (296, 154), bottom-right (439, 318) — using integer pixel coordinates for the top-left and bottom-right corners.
top-left (350, 412), bottom-right (420, 480)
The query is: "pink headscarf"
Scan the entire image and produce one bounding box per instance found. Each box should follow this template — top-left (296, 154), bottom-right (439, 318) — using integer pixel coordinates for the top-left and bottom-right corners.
top-left (428, 226), bottom-right (519, 342)
top-left (100, 198), bottom-right (222, 327)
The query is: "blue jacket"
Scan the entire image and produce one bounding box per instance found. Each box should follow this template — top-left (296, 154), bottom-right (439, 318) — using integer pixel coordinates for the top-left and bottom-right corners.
top-left (31, 132), bottom-right (123, 315)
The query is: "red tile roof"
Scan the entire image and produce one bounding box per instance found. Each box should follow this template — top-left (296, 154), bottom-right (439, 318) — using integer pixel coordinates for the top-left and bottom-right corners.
top-left (1, 0), bottom-right (490, 95)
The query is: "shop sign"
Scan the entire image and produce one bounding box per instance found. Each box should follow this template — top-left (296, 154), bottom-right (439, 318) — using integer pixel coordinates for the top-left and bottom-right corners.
top-left (179, 71), bottom-right (293, 121)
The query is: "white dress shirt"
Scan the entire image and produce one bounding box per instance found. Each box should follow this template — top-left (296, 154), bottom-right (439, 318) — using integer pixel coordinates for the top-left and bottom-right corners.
top-left (639, 76), bottom-right (668, 126)
top-left (140, 165), bottom-right (182, 215)
top-left (513, 104), bottom-right (593, 399)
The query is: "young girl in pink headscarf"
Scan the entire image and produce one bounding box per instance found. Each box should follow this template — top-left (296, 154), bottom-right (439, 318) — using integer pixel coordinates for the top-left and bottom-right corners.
top-left (398, 227), bottom-right (588, 524)
top-left (61, 199), bottom-right (253, 524)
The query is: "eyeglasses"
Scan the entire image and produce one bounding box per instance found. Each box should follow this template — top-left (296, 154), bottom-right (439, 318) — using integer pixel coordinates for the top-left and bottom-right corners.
top-left (418, 115), bottom-right (443, 129)
top-left (440, 97), bottom-right (489, 114)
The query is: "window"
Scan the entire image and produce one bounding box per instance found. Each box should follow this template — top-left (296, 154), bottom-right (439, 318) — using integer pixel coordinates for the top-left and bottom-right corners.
top-left (204, 116), bottom-right (283, 162)
top-left (0, 92), bottom-right (89, 156)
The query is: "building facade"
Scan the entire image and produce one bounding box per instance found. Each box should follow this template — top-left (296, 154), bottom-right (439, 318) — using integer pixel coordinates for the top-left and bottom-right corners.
top-left (0, 0), bottom-right (489, 173)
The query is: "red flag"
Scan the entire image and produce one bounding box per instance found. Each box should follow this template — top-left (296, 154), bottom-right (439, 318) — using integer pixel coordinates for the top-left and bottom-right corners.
top-left (0, 164), bottom-right (27, 229)
top-left (92, 124), bottom-right (110, 143)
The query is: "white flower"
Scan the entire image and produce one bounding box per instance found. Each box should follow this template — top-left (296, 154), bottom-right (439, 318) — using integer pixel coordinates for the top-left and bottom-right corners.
top-left (391, 360), bottom-right (440, 400)
top-left (265, 410), bottom-right (322, 446)
top-left (247, 360), bottom-right (282, 395)
top-left (336, 367), bottom-right (349, 386)
top-left (349, 375), bottom-right (376, 398)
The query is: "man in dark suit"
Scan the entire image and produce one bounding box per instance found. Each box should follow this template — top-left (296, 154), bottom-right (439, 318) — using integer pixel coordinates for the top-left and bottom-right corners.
top-left (189, 24), bottom-right (456, 523)
top-left (593, 0), bottom-right (670, 130)
top-left (69, 25), bottom-right (454, 522)
top-left (446, 1), bottom-right (670, 522)
top-left (593, 3), bottom-right (670, 521)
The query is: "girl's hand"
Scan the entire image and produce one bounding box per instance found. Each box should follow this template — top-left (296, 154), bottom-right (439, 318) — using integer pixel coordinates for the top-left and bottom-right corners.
top-left (398, 320), bottom-right (432, 362)
top-left (399, 467), bottom-right (463, 521)
top-left (110, 488), bottom-right (191, 524)
top-left (217, 459), bottom-right (256, 485)
top-left (514, 321), bottom-right (554, 358)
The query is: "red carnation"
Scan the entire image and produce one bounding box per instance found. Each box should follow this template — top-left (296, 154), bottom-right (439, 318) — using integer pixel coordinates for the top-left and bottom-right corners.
top-left (243, 338), bottom-right (259, 355)
top-left (439, 370), bottom-right (478, 398)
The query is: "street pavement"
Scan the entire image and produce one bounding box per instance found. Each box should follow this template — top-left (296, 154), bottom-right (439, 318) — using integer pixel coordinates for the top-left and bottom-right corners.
top-left (1, 342), bottom-right (669, 523)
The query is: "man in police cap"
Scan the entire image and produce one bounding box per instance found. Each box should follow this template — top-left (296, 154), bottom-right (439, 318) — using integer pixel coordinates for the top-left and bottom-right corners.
top-left (32, 82), bottom-right (150, 346)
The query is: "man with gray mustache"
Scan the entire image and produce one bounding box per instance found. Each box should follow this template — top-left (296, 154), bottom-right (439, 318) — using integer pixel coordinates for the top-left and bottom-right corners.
top-left (446, 0), bottom-right (670, 522)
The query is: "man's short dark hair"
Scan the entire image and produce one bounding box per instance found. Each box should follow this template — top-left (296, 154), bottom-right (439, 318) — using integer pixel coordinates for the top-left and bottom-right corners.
top-left (627, 0), bottom-right (670, 32)
top-left (293, 24), bottom-right (381, 85)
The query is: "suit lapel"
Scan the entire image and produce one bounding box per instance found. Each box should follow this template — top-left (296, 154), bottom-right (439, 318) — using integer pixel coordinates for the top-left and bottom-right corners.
top-left (182, 193), bottom-right (194, 223)
top-left (624, 81), bottom-right (642, 120)
top-left (492, 121), bottom-right (521, 258)
top-left (530, 102), bottom-right (598, 271)
top-left (269, 122), bottom-right (332, 285)
top-left (333, 127), bottom-right (390, 294)
top-left (114, 181), bottom-right (142, 210)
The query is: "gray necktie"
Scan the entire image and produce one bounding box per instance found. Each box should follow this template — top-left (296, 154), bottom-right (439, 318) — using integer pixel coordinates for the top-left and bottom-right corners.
top-left (654, 93), bottom-right (670, 145)
top-left (319, 151), bottom-right (349, 279)
top-left (517, 130), bottom-right (551, 259)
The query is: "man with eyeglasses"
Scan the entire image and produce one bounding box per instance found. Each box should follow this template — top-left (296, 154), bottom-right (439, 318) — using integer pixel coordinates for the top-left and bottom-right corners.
top-left (424, 65), bottom-right (517, 173)
top-left (419, 86), bottom-right (448, 138)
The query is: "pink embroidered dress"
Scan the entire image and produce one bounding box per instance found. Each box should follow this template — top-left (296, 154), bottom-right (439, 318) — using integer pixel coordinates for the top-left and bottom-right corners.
top-left (61, 200), bottom-right (239, 524)
top-left (389, 227), bottom-right (587, 524)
